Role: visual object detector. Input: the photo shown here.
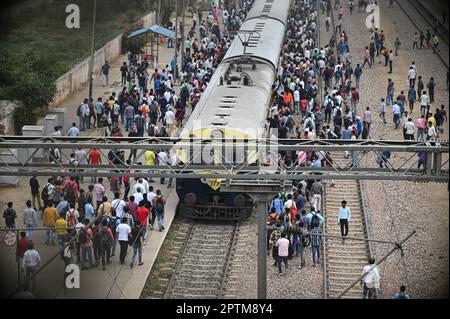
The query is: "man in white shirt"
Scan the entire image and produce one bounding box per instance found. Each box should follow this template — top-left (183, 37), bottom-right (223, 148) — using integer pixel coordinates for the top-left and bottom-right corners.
top-left (360, 258), bottom-right (380, 299)
top-left (74, 218), bottom-right (84, 263)
top-left (276, 233), bottom-right (290, 275)
top-left (293, 88), bottom-right (300, 114)
top-left (419, 92), bottom-right (429, 117)
top-left (133, 178), bottom-right (149, 195)
top-left (157, 150), bottom-right (169, 184)
top-left (23, 242), bottom-right (41, 292)
top-left (392, 102), bottom-right (401, 129)
top-left (407, 66), bottom-right (416, 87)
top-left (133, 188), bottom-right (144, 205)
top-left (164, 107), bottom-right (176, 134)
top-left (116, 217), bottom-right (131, 264)
top-left (404, 117), bottom-right (415, 140)
top-left (111, 192), bottom-right (126, 218)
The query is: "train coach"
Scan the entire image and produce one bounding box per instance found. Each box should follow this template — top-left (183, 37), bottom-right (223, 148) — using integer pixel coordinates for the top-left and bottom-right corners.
top-left (175, 0), bottom-right (291, 220)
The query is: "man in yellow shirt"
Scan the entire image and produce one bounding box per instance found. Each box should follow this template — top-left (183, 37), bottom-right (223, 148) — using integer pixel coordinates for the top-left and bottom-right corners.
top-left (145, 148), bottom-right (156, 182)
top-left (44, 202), bottom-right (58, 245)
top-left (55, 213), bottom-right (68, 250)
top-left (98, 196), bottom-right (112, 217)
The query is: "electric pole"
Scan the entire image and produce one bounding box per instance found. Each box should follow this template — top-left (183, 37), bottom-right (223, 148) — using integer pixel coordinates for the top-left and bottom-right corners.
top-left (157, 0), bottom-right (162, 24)
top-left (181, 0), bottom-right (187, 65)
top-left (174, 0), bottom-right (179, 82)
top-left (88, 0), bottom-right (97, 99)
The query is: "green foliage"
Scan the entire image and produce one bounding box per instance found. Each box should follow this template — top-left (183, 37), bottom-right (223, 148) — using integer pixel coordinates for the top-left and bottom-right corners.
top-left (122, 35), bottom-right (146, 55)
top-left (0, 51), bottom-right (58, 109)
top-left (0, 0), bottom-right (154, 131)
top-left (13, 105), bottom-right (39, 135)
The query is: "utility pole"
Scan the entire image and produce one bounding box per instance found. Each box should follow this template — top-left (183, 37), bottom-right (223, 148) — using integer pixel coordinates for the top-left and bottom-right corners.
top-left (174, 0), bottom-right (179, 82)
top-left (88, 0), bottom-right (97, 99)
top-left (181, 0), bottom-right (187, 65)
top-left (157, 0), bottom-right (162, 24)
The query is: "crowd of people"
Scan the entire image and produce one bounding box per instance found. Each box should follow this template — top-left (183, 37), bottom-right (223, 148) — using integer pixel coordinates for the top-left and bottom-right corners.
top-left (3, 0), bottom-right (257, 295)
top-left (5, 0), bottom-right (444, 299)
top-left (263, 0), bottom-right (437, 298)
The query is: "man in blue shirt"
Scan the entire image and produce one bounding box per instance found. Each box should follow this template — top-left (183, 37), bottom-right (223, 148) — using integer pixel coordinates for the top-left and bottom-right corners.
top-left (338, 200), bottom-right (351, 237)
top-left (270, 195), bottom-right (284, 215)
top-left (393, 286), bottom-right (411, 299)
top-left (68, 122), bottom-right (79, 137)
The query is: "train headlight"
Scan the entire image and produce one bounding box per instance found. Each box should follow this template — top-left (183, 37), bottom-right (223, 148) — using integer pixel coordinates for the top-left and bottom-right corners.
top-left (184, 193), bottom-right (197, 205)
top-left (233, 195), bottom-right (246, 207)
top-left (211, 129), bottom-right (223, 139)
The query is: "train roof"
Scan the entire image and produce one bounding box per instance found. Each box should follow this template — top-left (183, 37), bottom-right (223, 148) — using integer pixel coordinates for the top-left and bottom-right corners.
top-left (245, 0), bottom-right (291, 25)
top-left (179, 61), bottom-right (275, 140)
top-left (222, 18), bottom-right (285, 69)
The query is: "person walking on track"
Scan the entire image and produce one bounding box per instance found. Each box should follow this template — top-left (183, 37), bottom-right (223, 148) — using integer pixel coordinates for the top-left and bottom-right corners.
top-left (338, 200), bottom-right (351, 239)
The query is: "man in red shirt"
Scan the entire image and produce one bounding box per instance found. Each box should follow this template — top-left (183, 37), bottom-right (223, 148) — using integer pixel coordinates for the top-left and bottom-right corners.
top-left (17, 231), bottom-right (30, 273)
top-left (351, 88), bottom-right (360, 113)
top-left (136, 202), bottom-right (149, 243)
top-left (58, 177), bottom-right (79, 208)
top-left (123, 160), bottom-right (135, 201)
top-left (300, 98), bottom-right (308, 117)
top-left (88, 148), bottom-right (102, 183)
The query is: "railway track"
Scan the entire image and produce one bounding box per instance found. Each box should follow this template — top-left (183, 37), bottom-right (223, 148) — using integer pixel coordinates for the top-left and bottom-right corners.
top-left (395, 0), bottom-right (449, 69)
top-left (323, 152), bottom-right (371, 299)
top-left (164, 221), bottom-right (240, 299)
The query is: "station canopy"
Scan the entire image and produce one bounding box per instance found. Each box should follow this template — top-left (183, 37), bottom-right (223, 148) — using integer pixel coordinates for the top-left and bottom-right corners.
top-left (128, 25), bottom-right (175, 39)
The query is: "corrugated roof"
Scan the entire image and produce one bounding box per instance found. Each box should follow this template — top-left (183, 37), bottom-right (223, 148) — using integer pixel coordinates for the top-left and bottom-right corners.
top-left (128, 25), bottom-right (175, 39)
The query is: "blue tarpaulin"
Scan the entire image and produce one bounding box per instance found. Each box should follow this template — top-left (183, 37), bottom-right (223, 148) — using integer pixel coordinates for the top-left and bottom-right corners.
top-left (128, 25), bottom-right (175, 39)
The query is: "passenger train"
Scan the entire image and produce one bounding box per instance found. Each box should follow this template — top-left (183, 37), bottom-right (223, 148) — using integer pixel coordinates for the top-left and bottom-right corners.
top-left (176, 0), bottom-right (292, 220)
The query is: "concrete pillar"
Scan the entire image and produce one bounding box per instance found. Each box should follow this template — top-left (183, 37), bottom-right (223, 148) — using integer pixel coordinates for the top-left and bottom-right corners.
top-left (0, 150), bottom-right (19, 186)
top-left (21, 125), bottom-right (45, 160)
top-left (47, 108), bottom-right (67, 131)
top-left (45, 115), bottom-right (58, 136)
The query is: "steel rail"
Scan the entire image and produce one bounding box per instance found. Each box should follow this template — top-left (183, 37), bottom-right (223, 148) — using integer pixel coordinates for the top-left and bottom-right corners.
top-left (395, 0), bottom-right (449, 69)
top-left (163, 222), bottom-right (194, 299)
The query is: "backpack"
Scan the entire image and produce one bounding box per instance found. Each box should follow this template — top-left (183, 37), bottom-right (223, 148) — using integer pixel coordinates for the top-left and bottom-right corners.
top-left (311, 214), bottom-right (320, 228)
top-left (397, 292), bottom-right (408, 299)
top-left (108, 216), bottom-right (119, 236)
top-left (66, 183), bottom-right (76, 203)
top-left (77, 104), bottom-right (82, 117)
top-left (148, 124), bottom-right (156, 137)
top-left (155, 197), bottom-right (165, 215)
top-left (301, 232), bottom-right (310, 247)
top-left (42, 184), bottom-right (50, 202)
top-left (49, 148), bottom-right (60, 162)
top-left (3, 208), bottom-right (16, 225)
top-left (67, 209), bottom-right (78, 228)
top-left (158, 126), bottom-right (168, 137)
top-left (100, 226), bottom-right (111, 245)
top-left (149, 104), bottom-right (158, 120)
top-left (61, 202), bottom-right (70, 216)
top-left (78, 228), bottom-right (88, 245)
